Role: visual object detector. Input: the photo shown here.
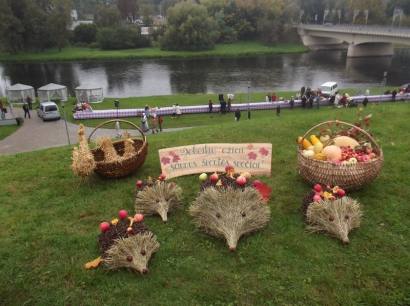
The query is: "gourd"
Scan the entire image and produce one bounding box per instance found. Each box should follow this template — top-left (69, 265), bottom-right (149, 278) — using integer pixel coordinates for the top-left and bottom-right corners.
top-left (313, 141), bottom-right (323, 154)
top-left (310, 135), bottom-right (320, 145)
top-left (302, 138), bottom-right (313, 149)
top-left (302, 150), bottom-right (315, 158)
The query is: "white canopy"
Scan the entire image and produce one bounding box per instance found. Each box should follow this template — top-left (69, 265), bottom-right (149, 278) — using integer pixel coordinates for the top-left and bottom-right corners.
top-left (75, 85), bottom-right (104, 103)
top-left (37, 83), bottom-right (68, 102)
top-left (6, 83), bottom-right (35, 104)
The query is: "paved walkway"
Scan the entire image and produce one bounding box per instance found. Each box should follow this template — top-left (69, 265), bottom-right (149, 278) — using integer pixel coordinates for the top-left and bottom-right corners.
top-left (0, 109), bottom-right (190, 155)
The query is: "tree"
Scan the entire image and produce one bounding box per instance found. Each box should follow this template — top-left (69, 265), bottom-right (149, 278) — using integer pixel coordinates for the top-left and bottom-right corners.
top-left (48, 0), bottom-right (73, 51)
top-left (0, 0), bottom-right (25, 53)
top-left (73, 23), bottom-right (97, 44)
top-left (160, 1), bottom-right (219, 51)
top-left (95, 4), bottom-right (121, 27)
top-left (97, 25), bottom-right (149, 49)
top-left (117, 0), bottom-right (138, 21)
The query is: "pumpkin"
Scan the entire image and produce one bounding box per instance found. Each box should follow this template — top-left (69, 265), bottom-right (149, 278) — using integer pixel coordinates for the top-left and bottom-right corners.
top-left (333, 136), bottom-right (359, 148)
top-left (323, 145), bottom-right (342, 162)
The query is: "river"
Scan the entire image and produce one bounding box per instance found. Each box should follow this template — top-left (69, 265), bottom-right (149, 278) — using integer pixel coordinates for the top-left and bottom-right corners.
top-left (1, 49), bottom-right (409, 98)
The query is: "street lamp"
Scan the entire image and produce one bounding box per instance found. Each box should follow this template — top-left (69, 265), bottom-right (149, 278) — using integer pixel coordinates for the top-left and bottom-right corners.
top-left (247, 85), bottom-right (251, 120)
top-left (114, 99), bottom-right (121, 138)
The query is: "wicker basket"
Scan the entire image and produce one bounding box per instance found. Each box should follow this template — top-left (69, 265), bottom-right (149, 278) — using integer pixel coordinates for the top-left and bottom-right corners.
top-left (297, 120), bottom-right (383, 190)
top-left (88, 119), bottom-right (148, 179)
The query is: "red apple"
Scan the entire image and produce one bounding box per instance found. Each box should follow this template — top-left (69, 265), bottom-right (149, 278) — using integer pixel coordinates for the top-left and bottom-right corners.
top-left (210, 173), bottom-right (219, 183)
top-left (313, 194), bottom-right (322, 202)
top-left (236, 176), bottom-right (247, 186)
top-left (313, 184), bottom-right (322, 193)
top-left (99, 222), bottom-right (110, 233)
top-left (134, 213), bottom-right (144, 223)
top-left (118, 210), bottom-right (128, 220)
top-left (136, 180), bottom-right (143, 188)
top-left (158, 173), bottom-right (166, 181)
top-left (337, 189), bottom-right (346, 197)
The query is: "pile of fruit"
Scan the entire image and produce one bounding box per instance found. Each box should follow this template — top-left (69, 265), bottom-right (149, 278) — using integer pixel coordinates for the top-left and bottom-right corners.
top-left (198, 165), bottom-right (271, 202)
top-left (302, 184), bottom-right (346, 216)
top-left (298, 132), bottom-right (378, 165)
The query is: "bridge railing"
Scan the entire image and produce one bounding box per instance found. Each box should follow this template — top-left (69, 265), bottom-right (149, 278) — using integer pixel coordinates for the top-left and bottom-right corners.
top-left (299, 24), bottom-right (410, 38)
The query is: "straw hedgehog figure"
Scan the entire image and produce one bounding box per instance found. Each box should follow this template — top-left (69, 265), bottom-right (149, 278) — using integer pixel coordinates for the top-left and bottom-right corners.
top-left (189, 187), bottom-right (271, 251)
top-left (86, 213), bottom-right (160, 275)
top-left (306, 197), bottom-right (362, 244)
top-left (103, 232), bottom-right (160, 275)
top-left (135, 179), bottom-right (183, 222)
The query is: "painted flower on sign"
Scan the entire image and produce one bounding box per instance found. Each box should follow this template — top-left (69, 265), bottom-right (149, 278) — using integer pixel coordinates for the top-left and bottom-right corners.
top-left (172, 155), bottom-right (181, 162)
top-left (259, 147), bottom-right (269, 156)
top-left (161, 156), bottom-right (171, 165)
top-left (248, 152), bottom-right (257, 160)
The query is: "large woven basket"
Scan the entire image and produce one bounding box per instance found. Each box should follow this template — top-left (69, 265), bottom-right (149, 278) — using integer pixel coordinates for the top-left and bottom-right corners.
top-left (88, 119), bottom-right (148, 179)
top-left (297, 120), bottom-right (383, 190)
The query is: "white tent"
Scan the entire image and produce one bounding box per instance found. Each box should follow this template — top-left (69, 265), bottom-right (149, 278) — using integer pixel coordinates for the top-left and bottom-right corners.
top-left (75, 85), bottom-right (104, 104)
top-left (6, 83), bottom-right (35, 104)
top-left (37, 83), bottom-right (68, 102)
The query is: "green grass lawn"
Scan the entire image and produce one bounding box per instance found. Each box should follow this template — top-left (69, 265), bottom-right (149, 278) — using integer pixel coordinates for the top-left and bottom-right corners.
top-left (1, 103), bottom-right (409, 305)
top-left (0, 125), bottom-right (19, 140)
top-left (0, 42), bottom-right (307, 62)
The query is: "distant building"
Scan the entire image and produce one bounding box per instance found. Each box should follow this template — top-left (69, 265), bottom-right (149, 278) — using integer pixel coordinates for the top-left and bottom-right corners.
top-left (70, 9), bottom-right (94, 30)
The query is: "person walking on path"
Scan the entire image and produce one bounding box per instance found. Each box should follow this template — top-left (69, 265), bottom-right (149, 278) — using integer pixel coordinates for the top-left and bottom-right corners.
top-left (234, 109), bottom-right (241, 121)
top-left (0, 100), bottom-right (6, 120)
top-left (158, 114), bottom-right (163, 132)
top-left (23, 102), bottom-right (31, 119)
top-left (289, 96), bottom-right (295, 109)
top-left (227, 98), bottom-right (232, 112)
top-left (26, 96), bottom-right (33, 110)
top-left (208, 99), bottom-right (213, 113)
top-left (150, 108), bottom-right (159, 134)
top-left (141, 112), bottom-right (149, 132)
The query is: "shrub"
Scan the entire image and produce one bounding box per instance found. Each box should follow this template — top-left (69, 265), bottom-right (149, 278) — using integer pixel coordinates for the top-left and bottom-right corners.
top-left (73, 24), bottom-right (97, 44)
top-left (97, 26), bottom-right (150, 50)
top-left (160, 2), bottom-right (219, 51)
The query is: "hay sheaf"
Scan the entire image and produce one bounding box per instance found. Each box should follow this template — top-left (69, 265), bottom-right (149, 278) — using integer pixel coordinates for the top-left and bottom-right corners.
top-left (104, 232), bottom-right (160, 274)
top-left (135, 181), bottom-right (183, 222)
top-left (306, 196), bottom-right (362, 244)
top-left (189, 187), bottom-right (271, 251)
top-left (71, 124), bottom-right (96, 177)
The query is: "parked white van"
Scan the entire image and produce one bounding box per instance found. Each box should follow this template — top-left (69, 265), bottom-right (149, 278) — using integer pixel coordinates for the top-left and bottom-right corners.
top-left (320, 82), bottom-right (338, 97)
top-left (37, 102), bottom-right (61, 121)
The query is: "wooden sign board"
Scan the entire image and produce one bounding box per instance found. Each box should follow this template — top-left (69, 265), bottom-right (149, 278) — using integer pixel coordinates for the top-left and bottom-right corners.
top-left (159, 143), bottom-right (272, 179)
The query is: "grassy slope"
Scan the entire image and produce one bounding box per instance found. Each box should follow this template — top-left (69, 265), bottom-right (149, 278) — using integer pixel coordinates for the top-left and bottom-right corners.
top-left (0, 42), bottom-right (307, 62)
top-left (0, 103), bottom-right (409, 305)
top-left (0, 125), bottom-right (19, 140)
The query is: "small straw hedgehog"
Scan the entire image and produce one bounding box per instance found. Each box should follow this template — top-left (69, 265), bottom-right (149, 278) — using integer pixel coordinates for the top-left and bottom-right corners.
top-left (135, 177), bottom-right (182, 222)
top-left (85, 211), bottom-right (159, 275)
top-left (190, 168), bottom-right (271, 251)
top-left (303, 184), bottom-right (362, 244)
top-left (306, 197), bottom-right (362, 244)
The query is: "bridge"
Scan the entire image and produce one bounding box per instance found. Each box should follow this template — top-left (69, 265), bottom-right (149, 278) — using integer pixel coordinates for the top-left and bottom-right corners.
top-left (297, 24), bottom-right (410, 57)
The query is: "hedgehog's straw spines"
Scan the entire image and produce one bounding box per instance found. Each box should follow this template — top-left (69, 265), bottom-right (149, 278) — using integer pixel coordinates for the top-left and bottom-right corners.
top-left (103, 232), bottom-right (160, 274)
top-left (189, 187), bottom-right (270, 251)
top-left (306, 196), bottom-right (362, 244)
top-left (135, 181), bottom-right (182, 222)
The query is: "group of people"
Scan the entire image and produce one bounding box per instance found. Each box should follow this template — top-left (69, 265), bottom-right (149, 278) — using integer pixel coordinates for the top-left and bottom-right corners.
top-left (73, 101), bottom-right (93, 112)
top-left (141, 106), bottom-right (164, 134)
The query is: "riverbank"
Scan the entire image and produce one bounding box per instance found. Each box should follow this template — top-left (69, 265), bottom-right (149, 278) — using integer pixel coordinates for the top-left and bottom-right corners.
top-left (0, 42), bottom-right (307, 63)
